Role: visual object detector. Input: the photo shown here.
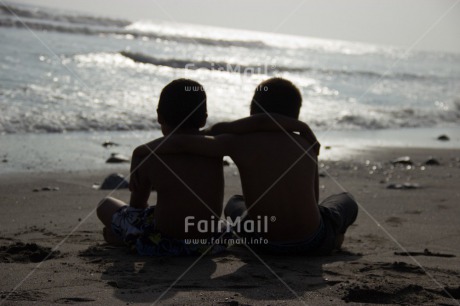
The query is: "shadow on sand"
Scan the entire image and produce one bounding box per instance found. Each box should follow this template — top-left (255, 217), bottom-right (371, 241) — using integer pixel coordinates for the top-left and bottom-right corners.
top-left (79, 243), bottom-right (362, 304)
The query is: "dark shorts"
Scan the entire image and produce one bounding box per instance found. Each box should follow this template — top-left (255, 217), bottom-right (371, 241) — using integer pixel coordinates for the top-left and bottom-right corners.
top-left (315, 192), bottom-right (359, 255)
top-left (251, 219), bottom-right (327, 255)
top-left (226, 192), bottom-right (358, 255)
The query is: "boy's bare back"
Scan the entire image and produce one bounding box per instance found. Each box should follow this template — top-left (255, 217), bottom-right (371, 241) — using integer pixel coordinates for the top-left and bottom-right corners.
top-left (131, 139), bottom-right (224, 239)
top-left (227, 132), bottom-right (320, 241)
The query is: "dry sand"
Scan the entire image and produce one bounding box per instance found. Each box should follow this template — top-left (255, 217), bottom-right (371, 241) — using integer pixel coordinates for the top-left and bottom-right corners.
top-left (0, 147), bottom-right (459, 305)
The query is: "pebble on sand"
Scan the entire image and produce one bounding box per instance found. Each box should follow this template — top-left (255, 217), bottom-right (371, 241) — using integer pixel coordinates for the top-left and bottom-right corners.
top-left (106, 153), bottom-right (130, 163)
top-left (99, 173), bottom-right (129, 190)
top-left (437, 135), bottom-right (450, 141)
top-left (387, 182), bottom-right (421, 190)
top-left (102, 141), bottom-right (119, 148)
top-left (33, 186), bottom-right (60, 192)
top-left (424, 157), bottom-right (440, 166)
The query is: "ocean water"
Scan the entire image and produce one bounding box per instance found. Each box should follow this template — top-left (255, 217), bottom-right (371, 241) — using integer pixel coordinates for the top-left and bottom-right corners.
top-left (1, 2), bottom-right (460, 135)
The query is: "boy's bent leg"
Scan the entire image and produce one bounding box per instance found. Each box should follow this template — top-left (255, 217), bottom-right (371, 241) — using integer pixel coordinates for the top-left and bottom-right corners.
top-left (97, 197), bottom-right (127, 228)
top-left (224, 195), bottom-right (248, 222)
top-left (318, 192), bottom-right (358, 251)
top-left (97, 197), bottom-right (127, 244)
top-left (319, 192), bottom-right (358, 233)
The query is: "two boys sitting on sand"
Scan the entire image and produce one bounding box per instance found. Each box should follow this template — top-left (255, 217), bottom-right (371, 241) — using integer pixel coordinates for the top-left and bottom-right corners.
top-left (97, 77), bottom-right (358, 256)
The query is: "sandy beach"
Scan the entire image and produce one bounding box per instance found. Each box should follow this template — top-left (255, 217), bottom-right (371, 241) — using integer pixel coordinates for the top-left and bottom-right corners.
top-left (1, 146), bottom-right (459, 305)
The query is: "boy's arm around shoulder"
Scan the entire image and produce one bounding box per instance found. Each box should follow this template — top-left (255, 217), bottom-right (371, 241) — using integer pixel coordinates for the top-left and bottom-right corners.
top-left (206, 113), bottom-right (320, 155)
top-left (205, 113), bottom-right (301, 135)
top-left (155, 134), bottom-right (234, 158)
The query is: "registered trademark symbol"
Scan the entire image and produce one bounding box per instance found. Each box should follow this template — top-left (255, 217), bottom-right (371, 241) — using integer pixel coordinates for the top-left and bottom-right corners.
top-left (270, 216), bottom-right (276, 222)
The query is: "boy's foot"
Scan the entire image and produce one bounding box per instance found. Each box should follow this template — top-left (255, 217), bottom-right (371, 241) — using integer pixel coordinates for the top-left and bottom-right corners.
top-left (103, 227), bottom-right (124, 245)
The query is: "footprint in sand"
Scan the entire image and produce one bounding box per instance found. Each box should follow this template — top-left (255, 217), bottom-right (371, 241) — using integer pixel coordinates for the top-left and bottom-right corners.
top-left (0, 290), bottom-right (47, 302)
top-left (0, 242), bottom-right (61, 263)
top-left (437, 204), bottom-right (449, 210)
top-left (342, 284), bottom-right (430, 304)
top-left (404, 210), bottom-right (422, 215)
top-left (54, 297), bottom-right (96, 304)
top-left (385, 216), bottom-right (406, 226)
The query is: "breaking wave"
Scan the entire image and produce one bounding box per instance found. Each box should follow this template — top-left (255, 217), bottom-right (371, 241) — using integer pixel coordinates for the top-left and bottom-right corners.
top-left (119, 51), bottom-right (434, 81)
top-left (1, 98), bottom-right (459, 134)
top-left (0, 4), bottom-right (267, 48)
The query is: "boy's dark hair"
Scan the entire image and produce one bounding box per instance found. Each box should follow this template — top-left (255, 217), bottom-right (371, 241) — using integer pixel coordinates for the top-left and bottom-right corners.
top-left (250, 77), bottom-right (302, 118)
top-left (157, 79), bottom-right (207, 129)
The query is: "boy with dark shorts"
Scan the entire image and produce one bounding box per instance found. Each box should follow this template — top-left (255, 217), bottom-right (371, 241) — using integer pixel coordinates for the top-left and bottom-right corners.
top-left (157, 78), bottom-right (358, 255)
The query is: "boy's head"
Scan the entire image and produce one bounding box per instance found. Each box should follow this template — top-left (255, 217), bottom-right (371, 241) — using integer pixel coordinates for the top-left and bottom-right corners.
top-left (157, 79), bottom-right (207, 133)
top-left (250, 77), bottom-right (302, 119)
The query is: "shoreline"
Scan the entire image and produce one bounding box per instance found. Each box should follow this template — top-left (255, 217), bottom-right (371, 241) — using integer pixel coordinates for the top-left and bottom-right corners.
top-left (1, 146), bottom-right (459, 305)
top-left (1, 126), bottom-right (458, 174)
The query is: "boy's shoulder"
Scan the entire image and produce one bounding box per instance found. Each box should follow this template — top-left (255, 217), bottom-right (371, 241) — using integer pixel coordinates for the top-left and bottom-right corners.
top-left (132, 137), bottom-right (164, 158)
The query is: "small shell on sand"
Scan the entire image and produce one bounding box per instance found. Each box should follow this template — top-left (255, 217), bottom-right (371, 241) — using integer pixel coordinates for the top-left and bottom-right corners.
top-left (106, 153), bottom-right (130, 163)
top-left (391, 156), bottom-right (412, 166)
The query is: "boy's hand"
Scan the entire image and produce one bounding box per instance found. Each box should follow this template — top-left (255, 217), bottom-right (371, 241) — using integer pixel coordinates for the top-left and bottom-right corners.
top-left (202, 122), bottom-right (229, 136)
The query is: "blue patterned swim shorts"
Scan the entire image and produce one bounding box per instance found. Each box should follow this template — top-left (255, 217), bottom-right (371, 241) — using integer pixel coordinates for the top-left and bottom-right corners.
top-left (111, 206), bottom-right (227, 256)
